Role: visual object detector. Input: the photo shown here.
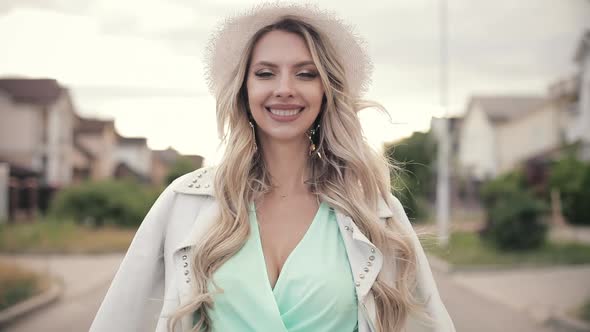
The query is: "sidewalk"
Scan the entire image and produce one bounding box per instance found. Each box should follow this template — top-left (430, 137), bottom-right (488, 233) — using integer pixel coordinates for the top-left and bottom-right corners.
top-left (0, 254), bottom-right (124, 301)
top-left (428, 254), bottom-right (590, 331)
top-left (550, 225), bottom-right (590, 244)
top-left (0, 253), bottom-right (124, 330)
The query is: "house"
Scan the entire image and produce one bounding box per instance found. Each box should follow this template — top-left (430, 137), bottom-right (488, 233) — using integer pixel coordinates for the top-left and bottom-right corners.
top-left (0, 78), bottom-right (80, 220)
top-left (550, 30), bottom-right (590, 160)
top-left (71, 138), bottom-right (95, 183)
top-left (457, 96), bottom-right (561, 181)
top-left (74, 116), bottom-right (118, 181)
top-left (114, 134), bottom-right (152, 183)
top-left (0, 77), bottom-right (205, 221)
top-left (151, 147), bottom-right (203, 185)
top-left (0, 78), bottom-right (77, 187)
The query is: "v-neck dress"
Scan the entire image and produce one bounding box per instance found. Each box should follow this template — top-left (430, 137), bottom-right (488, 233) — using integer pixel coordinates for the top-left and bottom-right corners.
top-left (198, 201), bottom-right (358, 332)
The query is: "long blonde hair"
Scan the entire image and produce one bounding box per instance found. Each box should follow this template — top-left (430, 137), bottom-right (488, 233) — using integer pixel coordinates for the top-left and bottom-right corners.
top-left (169, 17), bottom-right (421, 332)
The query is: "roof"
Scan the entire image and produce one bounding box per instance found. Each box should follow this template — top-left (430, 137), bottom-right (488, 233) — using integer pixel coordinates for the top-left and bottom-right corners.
top-left (153, 147), bottom-right (181, 164)
top-left (75, 117), bottom-right (114, 134)
top-left (113, 162), bottom-right (151, 183)
top-left (467, 95), bottom-right (547, 124)
top-left (0, 78), bottom-right (64, 105)
top-left (117, 134), bottom-right (147, 145)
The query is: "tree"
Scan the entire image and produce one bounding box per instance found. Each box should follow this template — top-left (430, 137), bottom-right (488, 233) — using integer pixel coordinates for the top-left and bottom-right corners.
top-left (165, 157), bottom-right (197, 186)
top-left (384, 131), bottom-right (437, 220)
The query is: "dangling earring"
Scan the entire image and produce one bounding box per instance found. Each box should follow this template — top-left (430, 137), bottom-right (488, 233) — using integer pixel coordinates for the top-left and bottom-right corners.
top-left (307, 124), bottom-right (322, 159)
top-left (249, 120), bottom-right (257, 151)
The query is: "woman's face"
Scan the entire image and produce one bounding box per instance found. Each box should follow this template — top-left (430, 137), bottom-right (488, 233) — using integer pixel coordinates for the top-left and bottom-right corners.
top-left (246, 30), bottom-right (325, 146)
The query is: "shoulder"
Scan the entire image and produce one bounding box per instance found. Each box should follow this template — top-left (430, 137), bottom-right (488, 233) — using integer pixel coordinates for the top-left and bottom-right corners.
top-left (171, 165), bottom-right (217, 197)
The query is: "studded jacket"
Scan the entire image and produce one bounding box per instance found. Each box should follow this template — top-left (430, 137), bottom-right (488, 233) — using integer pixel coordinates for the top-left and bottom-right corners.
top-left (90, 166), bottom-right (456, 332)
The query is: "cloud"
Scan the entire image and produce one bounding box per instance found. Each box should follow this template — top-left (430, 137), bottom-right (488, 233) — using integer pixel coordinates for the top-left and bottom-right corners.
top-left (1, 0), bottom-right (589, 162)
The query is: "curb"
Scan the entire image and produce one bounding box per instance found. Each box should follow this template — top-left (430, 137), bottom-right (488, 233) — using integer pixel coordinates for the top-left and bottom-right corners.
top-left (0, 277), bottom-right (64, 327)
top-left (546, 313), bottom-right (590, 332)
top-left (426, 254), bottom-right (590, 274)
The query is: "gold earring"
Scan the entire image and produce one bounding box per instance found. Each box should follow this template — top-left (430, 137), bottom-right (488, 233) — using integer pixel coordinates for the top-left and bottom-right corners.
top-left (249, 121), bottom-right (257, 151)
top-left (308, 126), bottom-right (322, 159)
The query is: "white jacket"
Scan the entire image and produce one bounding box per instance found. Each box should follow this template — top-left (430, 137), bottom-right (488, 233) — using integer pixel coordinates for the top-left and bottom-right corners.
top-left (90, 166), bottom-right (456, 332)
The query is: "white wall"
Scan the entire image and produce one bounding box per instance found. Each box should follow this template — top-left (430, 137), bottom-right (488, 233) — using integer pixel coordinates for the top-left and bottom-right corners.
top-left (46, 93), bottom-right (74, 186)
top-left (76, 127), bottom-right (117, 180)
top-left (496, 103), bottom-right (560, 173)
top-left (0, 94), bottom-right (42, 167)
top-left (458, 104), bottom-right (497, 180)
top-left (115, 143), bottom-right (152, 176)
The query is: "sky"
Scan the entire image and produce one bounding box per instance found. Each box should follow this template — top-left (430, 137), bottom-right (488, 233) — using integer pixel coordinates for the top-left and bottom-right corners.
top-left (0, 0), bottom-right (588, 165)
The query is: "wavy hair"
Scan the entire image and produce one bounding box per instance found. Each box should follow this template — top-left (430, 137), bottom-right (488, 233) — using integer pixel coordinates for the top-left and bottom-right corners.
top-left (169, 17), bottom-right (423, 332)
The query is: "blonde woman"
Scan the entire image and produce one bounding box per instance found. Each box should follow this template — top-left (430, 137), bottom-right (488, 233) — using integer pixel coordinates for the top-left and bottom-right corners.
top-left (90, 4), bottom-right (455, 332)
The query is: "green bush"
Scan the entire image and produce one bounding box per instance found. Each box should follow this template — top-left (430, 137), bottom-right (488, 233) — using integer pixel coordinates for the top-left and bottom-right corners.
top-left (481, 170), bottom-right (527, 207)
top-left (49, 180), bottom-right (162, 228)
top-left (0, 261), bottom-right (44, 311)
top-left (549, 157), bottom-right (590, 225)
top-left (580, 298), bottom-right (590, 323)
top-left (385, 131), bottom-right (436, 220)
top-left (391, 172), bottom-right (430, 220)
top-left (166, 157), bottom-right (197, 186)
top-left (481, 171), bottom-right (548, 251)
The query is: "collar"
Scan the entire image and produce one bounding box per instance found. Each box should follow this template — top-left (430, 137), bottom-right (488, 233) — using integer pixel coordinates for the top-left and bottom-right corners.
top-left (173, 166), bottom-right (394, 219)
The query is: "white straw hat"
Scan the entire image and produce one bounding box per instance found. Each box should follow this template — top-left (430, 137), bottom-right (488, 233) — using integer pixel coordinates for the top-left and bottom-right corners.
top-left (204, 2), bottom-right (373, 99)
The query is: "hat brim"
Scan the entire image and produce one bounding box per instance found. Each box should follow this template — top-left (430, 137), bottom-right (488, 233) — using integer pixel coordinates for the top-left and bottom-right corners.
top-left (204, 3), bottom-right (373, 99)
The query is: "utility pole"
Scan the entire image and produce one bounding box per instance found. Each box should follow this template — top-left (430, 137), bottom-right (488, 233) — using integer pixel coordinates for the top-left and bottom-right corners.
top-left (436, 0), bottom-right (450, 247)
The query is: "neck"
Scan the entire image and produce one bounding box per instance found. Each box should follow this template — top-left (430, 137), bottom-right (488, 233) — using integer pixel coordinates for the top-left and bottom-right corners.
top-left (259, 136), bottom-right (310, 196)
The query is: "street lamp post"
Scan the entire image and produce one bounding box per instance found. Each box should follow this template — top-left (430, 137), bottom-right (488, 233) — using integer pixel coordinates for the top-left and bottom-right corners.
top-left (436, 0), bottom-right (450, 247)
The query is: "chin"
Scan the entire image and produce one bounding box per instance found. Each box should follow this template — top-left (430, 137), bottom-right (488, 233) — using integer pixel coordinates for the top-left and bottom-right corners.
top-left (259, 128), bottom-right (308, 143)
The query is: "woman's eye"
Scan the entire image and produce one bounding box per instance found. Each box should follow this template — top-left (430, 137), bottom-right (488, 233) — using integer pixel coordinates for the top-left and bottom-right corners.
top-left (254, 71), bottom-right (273, 78)
top-left (298, 71), bottom-right (318, 79)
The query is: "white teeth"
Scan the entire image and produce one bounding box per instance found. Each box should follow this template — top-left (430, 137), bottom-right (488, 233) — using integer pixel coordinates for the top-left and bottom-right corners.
top-left (268, 108), bottom-right (301, 116)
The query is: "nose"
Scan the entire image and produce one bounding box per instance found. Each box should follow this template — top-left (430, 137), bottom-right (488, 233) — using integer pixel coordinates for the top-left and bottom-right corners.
top-left (274, 74), bottom-right (295, 98)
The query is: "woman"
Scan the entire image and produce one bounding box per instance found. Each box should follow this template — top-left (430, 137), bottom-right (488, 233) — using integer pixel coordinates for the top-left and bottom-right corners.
top-left (90, 4), bottom-right (455, 332)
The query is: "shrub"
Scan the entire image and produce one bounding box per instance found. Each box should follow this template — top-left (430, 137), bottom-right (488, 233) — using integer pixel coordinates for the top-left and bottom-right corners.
top-left (481, 170), bottom-right (527, 207)
top-left (166, 157), bottom-right (197, 185)
top-left (49, 180), bottom-right (161, 228)
top-left (480, 171), bottom-right (548, 250)
top-left (549, 157), bottom-right (590, 225)
top-left (391, 172), bottom-right (430, 220)
top-left (0, 261), bottom-right (45, 311)
top-left (580, 298), bottom-right (590, 323)
top-left (385, 131), bottom-right (437, 220)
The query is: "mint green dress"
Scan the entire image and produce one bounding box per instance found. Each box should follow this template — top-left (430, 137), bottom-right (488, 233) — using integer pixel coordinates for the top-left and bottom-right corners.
top-left (198, 201), bottom-right (358, 331)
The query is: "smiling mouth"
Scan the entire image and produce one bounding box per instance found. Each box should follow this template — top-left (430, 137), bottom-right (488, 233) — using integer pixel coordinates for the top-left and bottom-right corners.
top-left (265, 107), bottom-right (304, 116)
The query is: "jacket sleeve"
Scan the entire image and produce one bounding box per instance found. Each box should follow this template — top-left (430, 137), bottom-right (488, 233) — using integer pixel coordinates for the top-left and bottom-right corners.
top-left (385, 192), bottom-right (456, 332)
top-left (89, 180), bottom-right (178, 332)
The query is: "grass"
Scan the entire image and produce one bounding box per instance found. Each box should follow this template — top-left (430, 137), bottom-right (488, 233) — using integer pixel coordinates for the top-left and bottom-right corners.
top-left (579, 298), bottom-right (590, 323)
top-left (0, 260), bottom-right (48, 311)
top-left (0, 220), bottom-right (136, 254)
top-left (421, 231), bottom-right (590, 266)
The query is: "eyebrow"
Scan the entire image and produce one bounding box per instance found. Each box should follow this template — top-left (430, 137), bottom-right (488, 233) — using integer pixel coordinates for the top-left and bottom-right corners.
top-left (252, 60), bottom-right (316, 68)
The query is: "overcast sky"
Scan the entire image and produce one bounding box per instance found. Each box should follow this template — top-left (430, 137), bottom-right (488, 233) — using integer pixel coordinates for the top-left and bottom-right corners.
top-left (0, 0), bottom-right (588, 164)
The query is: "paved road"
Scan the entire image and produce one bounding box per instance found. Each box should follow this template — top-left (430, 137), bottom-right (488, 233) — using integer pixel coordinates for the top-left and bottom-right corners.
top-left (5, 281), bottom-right (107, 332)
top-left (2, 254), bottom-right (122, 332)
top-left (435, 269), bottom-right (554, 332)
top-left (3, 254), bottom-right (558, 332)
